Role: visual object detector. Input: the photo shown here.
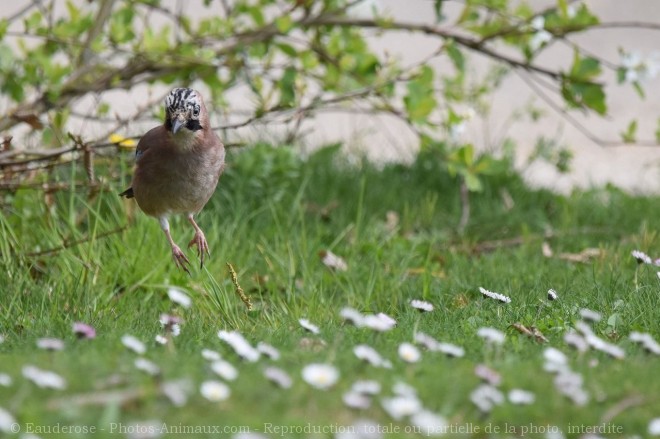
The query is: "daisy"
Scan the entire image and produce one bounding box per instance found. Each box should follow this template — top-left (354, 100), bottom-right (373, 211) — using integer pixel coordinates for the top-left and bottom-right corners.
top-left (563, 330), bottom-right (588, 353)
top-left (478, 287), bottom-right (511, 303)
top-left (200, 380), bottom-right (230, 402)
top-left (121, 335), bottom-right (146, 355)
top-left (351, 380), bottom-right (381, 395)
top-left (436, 343), bottom-right (465, 358)
top-left (584, 333), bottom-right (625, 359)
top-left (256, 342), bottom-right (280, 360)
top-left (72, 322), bottom-right (96, 339)
top-left (320, 250), bottom-right (348, 271)
top-left (298, 318), bottom-right (320, 334)
top-left (392, 381), bottom-right (418, 397)
top-left (354, 344), bottom-right (392, 368)
top-left (22, 365), bottom-right (66, 390)
top-left (154, 334), bottom-right (168, 345)
top-left (543, 347), bottom-right (568, 373)
top-left (398, 343), bottom-right (421, 363)
top-left (301, 363), bottom-right (339, 390)
top-left (343, 391), bottom-right (371, 409)
top-left (0, 407), bottom-right (17, 434)
top-left (201, 349), bottom-right (222, 361)
top-left (477, 327), bottom-right (505, 345)
top-left (470, 384), bottom-right (504, 412)
top-left (339, 307), bottom-right (364, 326)
top-left (211, 360), bottom-right (238, 381)
top-left (0, 373), bottom-right (11, 387)
top-left (413, 332), bottom-right (439, 350)
top-left (554, 369), bottom-right (589, 406)
top-left (579, 308), bottom-right (601, 322)
top-left (547, 289), bottom-right (558, 301)
top-left (508, 389), bottom-right (536, 405)
top-left (410, 299), bottom-right (434, 312)
top-left (381, 395), bottom-right (421, 420)
top-left (217, 330), bottom-right (260, 362)
top-left (167, 287), bottom-right (191, 308)
top-left (363, 313), bottom-right (396, 331)
top-left (134, 358), bottom-right (160, 376)
top-left (409, 410), bottom-right (448, 436)
top-left (474, 364), bottom-right (501, 386)
top-left (36, 338), bottom-right (64, 351)
top-left (161, 379), bottom-right (191, 407)
top-left (649, 418), bottom-right (660, 436)
top-left (263, 366), bottom-right (293, 389)
top-left (630, 331), bottom-right (660, 355)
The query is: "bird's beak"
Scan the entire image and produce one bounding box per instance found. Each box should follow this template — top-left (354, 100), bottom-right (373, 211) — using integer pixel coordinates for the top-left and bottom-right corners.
top-left (172, 115), bottom-right (186, 134)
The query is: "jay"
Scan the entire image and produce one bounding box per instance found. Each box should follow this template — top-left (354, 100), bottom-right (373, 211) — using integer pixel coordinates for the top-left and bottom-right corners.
top-left (120, 88), bottom-right (225, 272)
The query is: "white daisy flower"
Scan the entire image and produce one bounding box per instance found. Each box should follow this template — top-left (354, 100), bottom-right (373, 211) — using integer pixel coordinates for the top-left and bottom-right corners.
top-left (543, 347), bottom-right (568, 373)
top-left (264, 366), bottom-right (293, 389)
top-left (474, 364), bottom-right (501, 386)
top-left (649, 418), bottom-right (660, 436)
top-left (36, 338), bottom-right (64, 351)
top-left (354, 345), bottom-right (391, 368)
top-left (339, 307), bottom-right (364, 326)
top-left (632, 249), bottom-right (652, 264)
top-left (161, 379), bottom-right (191, 407)
top-left (554, 370), bottom-right (589, 406)
top-left (583, 333), bottom-right (625, 359)
top-left (409, 410), bottom-right (449, 436)
top-left (508, 389), bottom-right (536, 405)
top-left (477, 327), bottom-right (505, 345)
top-left (154, 335), bottom-right (168, 345)
top-left (410, 299), bottom-right (434, 312)
top-left (200, 380), bottom-right (230, 402)
top-left (256, 342), bottom-right (280, 360)
top-left (630, 331), bottom-right (660, 355)
top-left (0, 407), bottom-right (16, 434)
top-left (398, 343), bottom-right (421, 363)
top-left (579, 309), bottom-right (601, 322)
top-left (436, 343), bottom-right (465, 358)
top-left (298, 318), bottom-right (320, 334)
top-left (563, 330), bottom-right (588, 352)
top-left (470, 384), bottom-right (504, 412)
top-left (0, 373), bottom-right (11, 387)
top-left (301, 363), bottom-right (339, 390)
top-left (201, 349), bottom-right (222, 361)
top-left (167, 287), bottom-right (191, 308)
top-left (413, 332), bottom-right (439, 350)
top-left (381, 395), bottom-right (422, 420)
top-left (547, 289), bottom-right (558, 301)
top-left (217, 330), bottom-right (260, 362)
top-left (351, 380), bottom-right (381, 395)
top-left (343, 391), bottom-right (371, 409)
top-left (392, 381), bottom-right (418, 397)
top-left (363, 313), bottom-right (396, 331)
top-left (22, 365), bottom-right (66, 390)
top-left (478, 287), bottom-right (511, 303)
top-left (121, 334), bottom-right (146, 355)
top-left (134, 358), bottom-right (160, 376)
top-left (211, 360), bottom-right (238, 381)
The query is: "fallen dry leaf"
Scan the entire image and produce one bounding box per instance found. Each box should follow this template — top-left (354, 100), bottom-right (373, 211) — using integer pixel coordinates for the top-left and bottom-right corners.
top-left (542, 242), bottom-right (601, 263)
top-left (510, 323), bottom-right (548, 343)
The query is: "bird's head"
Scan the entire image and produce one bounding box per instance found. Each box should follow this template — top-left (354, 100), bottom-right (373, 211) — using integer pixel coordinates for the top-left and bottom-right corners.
top-left (164, 88), bottom-right (206, 135)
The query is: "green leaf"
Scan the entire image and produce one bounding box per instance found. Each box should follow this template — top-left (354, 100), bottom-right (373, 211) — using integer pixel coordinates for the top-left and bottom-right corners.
top-left (561, 78), bottom-right (607, 115)
top-left (464, 172), bottom-right (483, 192)
top-left (276, 42), bottom-right (297, 57)
top-left (656, 119), bottom-right (660, 144)
top-left (404, 66), bottom-right (437, 124)
top-left (433, 0), bottom-right (445, 22)
top-left (446, 40), bottom-right (464, 72)
top-left (620, 119), bottom-right (637, 143)
top-left (0, 19), bottom-right (8, 40)
top-left (275, 15), bottom-right (293, 33)
top-left (278, 67), bottom-right (297, 108)
top-left (569, 52), bottom-right (601, 80)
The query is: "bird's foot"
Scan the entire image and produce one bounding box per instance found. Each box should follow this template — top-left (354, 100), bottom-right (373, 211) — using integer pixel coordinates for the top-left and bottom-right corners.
top-left (188, 230), bottom-right (210, 268)
top-left (171, 244), bottom-right (191, 274)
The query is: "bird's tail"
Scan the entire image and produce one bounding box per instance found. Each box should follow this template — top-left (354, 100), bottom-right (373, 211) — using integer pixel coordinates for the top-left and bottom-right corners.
top-left (119, 187), bottom-right (134, 198)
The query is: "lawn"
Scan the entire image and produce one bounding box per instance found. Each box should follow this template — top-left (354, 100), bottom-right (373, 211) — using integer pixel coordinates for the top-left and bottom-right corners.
top-left (1, 144), bottom-right (659, 438)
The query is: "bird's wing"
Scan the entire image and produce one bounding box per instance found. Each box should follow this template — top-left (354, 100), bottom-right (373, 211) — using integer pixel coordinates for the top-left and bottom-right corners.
top-left (135, 126), bottom-right (167, 160)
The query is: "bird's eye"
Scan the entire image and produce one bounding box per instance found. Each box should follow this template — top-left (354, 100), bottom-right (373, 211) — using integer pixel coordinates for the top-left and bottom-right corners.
top-left (192, 107), bottom-right (200, 118)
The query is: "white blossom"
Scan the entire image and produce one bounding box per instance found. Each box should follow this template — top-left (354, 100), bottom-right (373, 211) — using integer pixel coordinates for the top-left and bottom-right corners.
top-left (508, 389), bottom-right (536, 405)
top-left (478, 287), bottom-right (511, 303)
top-left (529, 16), bottom-right (553, 51)
top-left (621, 52), bottom-right (660, 84)
top-left (121, 334), bottom-right (146, 355)
top-left (211, 360), bottom-right (238, 381)
top-left (470, 384), bottom-right (504, 412)
top-left (0, 407), bottom-right (16, 433)
top-left (167, 287), bottom-right (192, 308)
top-left (301, 363), bottom-right (339, 390)
top-left (351, 380), bottom-right (381, 395)
top-left (134, 358), bottom-right (160, 376)
top-left (381, 395), bottom-right (422, 420)
top-left (630, 331), bottom-right (660, 355)
top-left (22, 365), bottom-right (66, 390)
top-left (398, 343), bottom-right (421, 363)
top-left (256, 342), bottom-right (280, 360)
top-left (343, 391), bottom-right (372, 409)
top-left (547, 289), bottom-right (558, 301)
top-left (362, 313), bottom-right (396, 331)
top-left (218, 330), bottom-right (260, 362)
top-left (649, 418), bottom-right (660, 436)
top-left (477, 327), bottom-right (505, 345)
top-left (0, 373), bottom-right (11, 387)
top-left (410, 299), bottom-right (434, 312)
top-left (299, 318), bottom-right (320, 334)
top-left (264, 366), bottom-right (293, 389)
top-left (354, 345), bottom-right (392, 368)
top-left (201, 349), bottom-right (222, 361)
top-left (200, 380), bottom-right (230, 402)
top-left (409, 410), bottom-right (449, 437)
top-left (36, 338), bottom-right (64, 351)
top-left (339, 307), bottom-right (365, 326)
top-left (579, 308), bottom-right (602, 322)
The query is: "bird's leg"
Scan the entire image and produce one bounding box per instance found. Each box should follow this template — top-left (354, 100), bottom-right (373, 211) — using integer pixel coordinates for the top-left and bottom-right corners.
top-left (187, 214), bottom-right (210, 268)
top-left (159, 217), bottom-right (190, 274)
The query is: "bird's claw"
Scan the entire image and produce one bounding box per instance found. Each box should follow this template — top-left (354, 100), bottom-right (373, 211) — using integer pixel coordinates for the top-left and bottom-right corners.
top-left (171, 244), bottom-right (191, 275)
top-left (188, 231), bottom-right (210, 268)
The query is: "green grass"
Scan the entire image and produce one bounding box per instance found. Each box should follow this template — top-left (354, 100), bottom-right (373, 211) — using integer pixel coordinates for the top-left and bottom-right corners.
top-left (1, 144), bottom-right (659, 438)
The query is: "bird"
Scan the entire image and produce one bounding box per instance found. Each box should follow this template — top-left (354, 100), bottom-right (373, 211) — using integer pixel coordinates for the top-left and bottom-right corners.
top-left (120, 88), bottom-right (225, 273)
